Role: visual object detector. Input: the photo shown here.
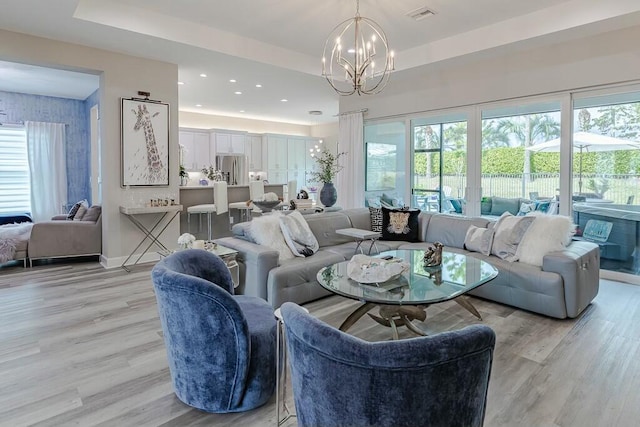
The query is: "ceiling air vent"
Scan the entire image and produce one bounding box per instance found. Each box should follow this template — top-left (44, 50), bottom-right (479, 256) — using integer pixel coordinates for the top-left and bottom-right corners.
top-left (406, 6), bottom-right (436, 21)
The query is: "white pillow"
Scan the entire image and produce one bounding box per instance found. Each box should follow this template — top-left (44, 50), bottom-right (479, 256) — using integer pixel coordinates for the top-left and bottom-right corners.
top-left (491, 212), bottom-right (536, 262)
top-left (464, 225), bottom-right (494, 256)
top-left (248, 212), bottom-right (294, 262)
top-left (516, 213), bottom-right (575, 266)
top-left (279, 211), bottom-right (319, 257)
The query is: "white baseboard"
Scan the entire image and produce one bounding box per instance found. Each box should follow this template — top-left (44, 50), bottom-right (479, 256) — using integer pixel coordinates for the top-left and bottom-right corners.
top-left (600, 269), bottom-right (640, 286)
top-left (100, 252), bottom-right (162, 269)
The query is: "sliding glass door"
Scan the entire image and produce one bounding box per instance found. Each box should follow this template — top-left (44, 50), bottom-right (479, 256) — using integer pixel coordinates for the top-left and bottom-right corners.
top-left (364, 121), bottom-right (406, 207)
top-left (411, 116), bottom-right (467, 214)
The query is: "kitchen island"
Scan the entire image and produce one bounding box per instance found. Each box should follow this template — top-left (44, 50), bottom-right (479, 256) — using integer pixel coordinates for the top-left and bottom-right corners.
top-left (179, 183), bottom-right (285, 239)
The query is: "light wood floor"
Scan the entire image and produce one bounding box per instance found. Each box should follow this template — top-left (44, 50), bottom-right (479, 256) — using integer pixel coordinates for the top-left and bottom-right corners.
top-left (0, 259), bottom-right (638, 427)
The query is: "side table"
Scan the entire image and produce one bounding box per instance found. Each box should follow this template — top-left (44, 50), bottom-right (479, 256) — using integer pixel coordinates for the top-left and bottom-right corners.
top-left (336, 227), bottom-right (381, 255)
top-left (119, 205), bottom-right (182, 272)
top-left (274, 306), bottom-right (309, 426)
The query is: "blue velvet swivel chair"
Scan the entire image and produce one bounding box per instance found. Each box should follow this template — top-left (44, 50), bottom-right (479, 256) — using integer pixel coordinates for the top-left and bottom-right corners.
top-left (152, 249), bottom-right (277, 413)
top-left (281, 303), bottom-right (496, 427)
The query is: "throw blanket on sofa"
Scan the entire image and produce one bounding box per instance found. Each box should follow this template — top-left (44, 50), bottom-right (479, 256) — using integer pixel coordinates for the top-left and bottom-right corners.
top-left (0, 222), bottom-right (33, 263)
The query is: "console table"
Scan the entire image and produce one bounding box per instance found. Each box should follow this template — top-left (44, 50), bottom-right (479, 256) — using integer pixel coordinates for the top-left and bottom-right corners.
top-left (119, 205), bottom-right (182, 272)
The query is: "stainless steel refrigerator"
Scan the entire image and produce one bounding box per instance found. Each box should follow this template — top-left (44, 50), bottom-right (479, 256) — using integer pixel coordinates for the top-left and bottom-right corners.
top-left (216, 155), bottom-right (248, 185)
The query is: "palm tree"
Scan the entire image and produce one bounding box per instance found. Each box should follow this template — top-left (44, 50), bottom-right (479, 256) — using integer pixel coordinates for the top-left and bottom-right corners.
top-left (497, 114), bottom-right (560, 183)
top-left (481, 119), bottom-right (510, 148)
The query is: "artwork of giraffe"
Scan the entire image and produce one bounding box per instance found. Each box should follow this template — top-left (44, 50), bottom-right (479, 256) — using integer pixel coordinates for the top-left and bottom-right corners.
top-left (130, 103), bottom-right (168, 185)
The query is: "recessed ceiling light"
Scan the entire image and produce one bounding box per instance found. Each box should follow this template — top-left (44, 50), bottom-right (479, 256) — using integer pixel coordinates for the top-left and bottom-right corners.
top-left (229, 79), bottom-right (236, 83)
top-left (239, 110), bottom-right (245, 113)
top-left (281, 99), bottom-right (288, 102)
top-left (199, 73), bottom-right (207, 78)
top-left (235, 91), bottom-right (242, 95)
top-left (308, 110), bottom-right (323, 115)
top-left (177, 81), bottom-right (184, 85)
top-left (195, 104), bottom-right (202, 107)
top-left (255, 84), bottom-right (262, 88)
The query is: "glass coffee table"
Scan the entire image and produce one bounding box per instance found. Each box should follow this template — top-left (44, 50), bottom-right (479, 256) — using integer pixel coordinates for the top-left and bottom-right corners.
top-left (317, 249), bottom-right (498, 339)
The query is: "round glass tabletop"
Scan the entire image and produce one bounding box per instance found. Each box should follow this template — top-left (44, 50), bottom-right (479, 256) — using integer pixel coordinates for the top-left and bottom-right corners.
top-left (317, 249), bottom-right (498, 306)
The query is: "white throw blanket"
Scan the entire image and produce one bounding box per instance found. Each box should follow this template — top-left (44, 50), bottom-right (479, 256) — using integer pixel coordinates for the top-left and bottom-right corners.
top-left (0, 222), bottom-right (33, 263)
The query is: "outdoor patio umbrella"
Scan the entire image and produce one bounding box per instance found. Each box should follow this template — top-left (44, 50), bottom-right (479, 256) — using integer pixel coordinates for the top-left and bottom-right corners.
top-left (526, 131), bottom-right (640, 194)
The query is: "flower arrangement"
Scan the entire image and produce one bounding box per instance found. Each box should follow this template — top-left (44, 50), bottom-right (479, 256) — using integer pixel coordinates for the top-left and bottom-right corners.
top-left (201, 165), bottom-right (224, 181)
top-left (308, 149), bottom-right (346, 184)
top-left (177, 233), bottom-right (196, 250)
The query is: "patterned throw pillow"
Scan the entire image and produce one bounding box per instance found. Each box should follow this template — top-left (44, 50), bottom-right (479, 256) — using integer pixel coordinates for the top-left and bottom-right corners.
top-left (381, 206), bottom-right (420, 242)
top-left (67, 199), bottom-right (88, 220)
top-left (369, 207), bottom-right (383, 233)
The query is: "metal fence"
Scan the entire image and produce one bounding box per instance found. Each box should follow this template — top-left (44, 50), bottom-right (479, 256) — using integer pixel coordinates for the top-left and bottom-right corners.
top-left (416, 173), bottom-right (639, 204)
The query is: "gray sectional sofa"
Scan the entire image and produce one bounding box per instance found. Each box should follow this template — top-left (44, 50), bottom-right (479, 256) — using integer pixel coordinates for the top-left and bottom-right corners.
top-left (215, 208), bottom-right (600, 319)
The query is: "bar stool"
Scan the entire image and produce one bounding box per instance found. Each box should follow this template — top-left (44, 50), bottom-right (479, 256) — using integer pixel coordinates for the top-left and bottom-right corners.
top-left (187, 181), bottom-right (228, 240)
top-left (229, 181), bottom-right (265, 220)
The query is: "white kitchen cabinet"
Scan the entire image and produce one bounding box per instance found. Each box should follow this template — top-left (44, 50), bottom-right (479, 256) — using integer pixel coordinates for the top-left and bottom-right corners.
top-left (179, 130), bottom-right (211, 171)
top-left (267, 169), bottom-right (287, 184)
top-left (246, 134), bottom-right (263, 171)
top-left (214, 131), bottom-right (246, 154)
top-left (265, 136), bottom-right (288, 170)
top-left (287, 137), bottom-right (307, 171)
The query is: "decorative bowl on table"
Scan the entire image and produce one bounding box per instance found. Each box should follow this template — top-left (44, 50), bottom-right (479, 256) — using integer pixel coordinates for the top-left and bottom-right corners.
top-left (252, 200), bottom-right (281, 213)
top-left (347, 254), bottom-right (410, 284)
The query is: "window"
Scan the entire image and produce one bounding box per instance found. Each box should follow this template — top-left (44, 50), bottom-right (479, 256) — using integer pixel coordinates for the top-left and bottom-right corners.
top-left (481, 102), bottom-right (561, 206)
top-left (0, 125), bottom-right (31, 214)
top-left (411, 115), bottom-right (467, 214)
top-left (364, 121), bottom-right (406, 206)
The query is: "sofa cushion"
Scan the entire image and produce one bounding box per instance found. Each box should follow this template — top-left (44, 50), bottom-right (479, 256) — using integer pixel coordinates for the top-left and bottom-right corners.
top-left (304, 212), bottom-right (353, 248)
top-left (369, 207), bottom-right (383, 233)
top-left (279, 211), bottom-right (319, 257)
top-left (491, 212), bottom-right (535, 261)
top-left (344, 208), bottom-right (372, 231)
top-left (490, 197), bottom-right (520, 216)
top-left (82, 205), bottom-right (101, 222)
top-left (480, 197), bottom-right (492, 215)
top-left (464, 226), bottom-right (494, 256)
top-left (381, 207), bottom-right (420, 242)
top-left (425, 215), bottom-right (490, 249)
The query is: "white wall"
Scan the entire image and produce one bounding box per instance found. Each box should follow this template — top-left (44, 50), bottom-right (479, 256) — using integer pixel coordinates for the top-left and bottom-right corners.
top-left (179, 111), bottom-right (313, 135)
top-left (0, 29), bottom-right (179, 268)
top-left (340, 25), bottom-right (640, 120)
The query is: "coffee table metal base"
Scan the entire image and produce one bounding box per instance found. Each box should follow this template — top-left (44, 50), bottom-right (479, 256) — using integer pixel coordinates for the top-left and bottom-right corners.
top-left (339, 297), bottom-right (482, 340)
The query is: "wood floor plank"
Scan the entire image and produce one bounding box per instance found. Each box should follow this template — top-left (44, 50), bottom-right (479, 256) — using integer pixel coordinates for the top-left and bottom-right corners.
top-left (0, 262), bottom-right (639, 426)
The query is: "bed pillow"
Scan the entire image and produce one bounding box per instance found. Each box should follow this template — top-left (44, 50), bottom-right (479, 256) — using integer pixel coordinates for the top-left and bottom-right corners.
top-left (464, 226), bottom-right (494, 256)
top-left (248, 212), bottom-right (294, 262)
top-left (490, 212), bottom-right (536, 261)
top-left (381, 206), bottom-right (420, 242)
top-left (279, 210), bottom-right (319, 257)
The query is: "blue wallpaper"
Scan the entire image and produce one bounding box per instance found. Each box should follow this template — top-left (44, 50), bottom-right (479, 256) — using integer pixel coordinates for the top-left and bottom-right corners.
top-left (0, 90), bottom-right (95, 205)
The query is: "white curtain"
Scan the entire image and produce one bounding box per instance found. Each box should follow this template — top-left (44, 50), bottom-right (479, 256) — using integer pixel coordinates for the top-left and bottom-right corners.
top-left (26, 121), bottom-right (67, 222)
top-left (335, 112), bottom-right (364, 209)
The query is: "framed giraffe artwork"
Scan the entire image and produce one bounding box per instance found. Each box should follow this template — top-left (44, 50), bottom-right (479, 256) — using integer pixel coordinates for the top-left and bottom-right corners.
top-left (121, 98), bottom-right (170, 186)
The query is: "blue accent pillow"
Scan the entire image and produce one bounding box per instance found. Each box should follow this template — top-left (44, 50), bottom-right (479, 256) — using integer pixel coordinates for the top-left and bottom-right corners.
top-left (535, 201), bottom-right (550, 213)
top-left (449, 198), bottom-right (463, 214)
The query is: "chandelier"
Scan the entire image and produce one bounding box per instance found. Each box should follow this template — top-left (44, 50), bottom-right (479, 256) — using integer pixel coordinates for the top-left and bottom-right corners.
top-left (322, 0), bottom-right (395, 96)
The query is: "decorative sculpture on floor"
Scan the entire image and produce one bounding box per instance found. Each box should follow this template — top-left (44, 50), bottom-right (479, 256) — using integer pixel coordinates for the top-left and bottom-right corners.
top-left (423, 242), bottom-right (444, 267)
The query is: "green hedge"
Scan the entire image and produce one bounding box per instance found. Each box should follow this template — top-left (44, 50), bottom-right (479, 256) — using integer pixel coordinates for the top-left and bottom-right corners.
top-left (414, 148), bottom-right (640, 174)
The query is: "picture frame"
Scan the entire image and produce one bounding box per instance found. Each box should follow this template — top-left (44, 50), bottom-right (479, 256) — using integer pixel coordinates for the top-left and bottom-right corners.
top-left (121, 97), bottom-right (170, 186)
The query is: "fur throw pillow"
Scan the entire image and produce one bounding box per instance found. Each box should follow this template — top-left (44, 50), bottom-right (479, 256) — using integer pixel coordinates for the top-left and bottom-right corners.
top-left (516, 213), bottom-right (575, 266)
top-left (248, 212), bottom-right (294, 262)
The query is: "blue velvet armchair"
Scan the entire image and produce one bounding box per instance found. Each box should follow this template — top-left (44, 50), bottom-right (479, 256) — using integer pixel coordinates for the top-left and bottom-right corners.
top-left (152, 249), bottom-right (277, 413)
top-left (281, 303), bottom-right (496, 427)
